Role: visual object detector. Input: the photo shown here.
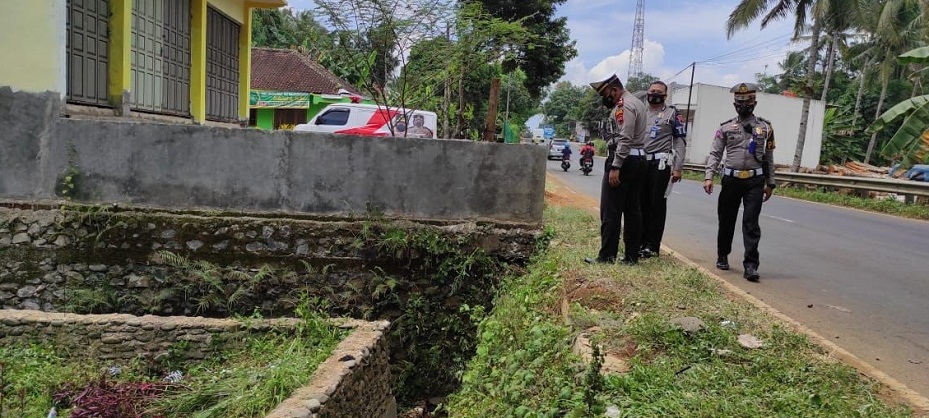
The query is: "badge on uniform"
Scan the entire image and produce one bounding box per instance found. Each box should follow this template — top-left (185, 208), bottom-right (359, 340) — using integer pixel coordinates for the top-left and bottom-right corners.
top-left (649, 125), bottom-right (659, 139)
top-left (615, 108), bottom-right (624, 125)
top-left (755, 126), bottom-right (764, 137)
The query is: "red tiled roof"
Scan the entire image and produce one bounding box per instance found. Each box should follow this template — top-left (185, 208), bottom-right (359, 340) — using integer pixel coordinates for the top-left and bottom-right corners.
top-left (250, 48), bottom-right (363, 95)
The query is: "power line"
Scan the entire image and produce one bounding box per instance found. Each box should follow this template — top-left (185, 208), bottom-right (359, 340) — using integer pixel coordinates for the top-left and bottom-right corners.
top-left (702, 33), bottom-right (795, 63)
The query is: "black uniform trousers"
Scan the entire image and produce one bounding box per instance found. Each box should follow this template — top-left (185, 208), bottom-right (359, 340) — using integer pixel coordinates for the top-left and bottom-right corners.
top-left (598, 150), bottom-right (646, 262)
top-left (641, 159), bottom-right (672, 253)
top-left (717, 175), bottom-right (765, 269)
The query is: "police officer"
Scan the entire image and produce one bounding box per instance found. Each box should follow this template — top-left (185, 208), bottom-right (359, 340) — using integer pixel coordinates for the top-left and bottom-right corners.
top-left (639, 81), bottom-right (687, 259)
top-left (703, 82), bottom-right (776, 282)
top-left (584, 74), bottom-right (648, 265)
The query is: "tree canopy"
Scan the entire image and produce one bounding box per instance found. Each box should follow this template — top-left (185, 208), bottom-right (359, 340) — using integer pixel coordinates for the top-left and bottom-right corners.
top-left (472, 0), bottom-right (578, 99)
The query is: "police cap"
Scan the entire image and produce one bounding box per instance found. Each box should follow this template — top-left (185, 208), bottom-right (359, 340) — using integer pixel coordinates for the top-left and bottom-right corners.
top-left (590, 74), bottom-right (624, 94)
top-left (730, 82), bottom-right (759, 102)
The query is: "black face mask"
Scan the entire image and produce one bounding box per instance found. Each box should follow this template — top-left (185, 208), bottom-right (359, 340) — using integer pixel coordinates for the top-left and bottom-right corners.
top-left (735, 103), bottom-right (755, 118)
top-left (602, 94), bottom-right (616, 108)
top-left (646, 93), bottom-right (666, 104)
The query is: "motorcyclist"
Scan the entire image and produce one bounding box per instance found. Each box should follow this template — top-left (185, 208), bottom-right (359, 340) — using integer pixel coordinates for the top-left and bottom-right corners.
top-left (561, 142), bottom-right (573, 161)
top-left (581, 141), bottom-right (596, 161)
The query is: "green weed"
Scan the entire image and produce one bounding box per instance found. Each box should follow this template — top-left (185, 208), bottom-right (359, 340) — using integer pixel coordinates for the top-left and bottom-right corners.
top-left (446, 206), bottom-right (914, 418)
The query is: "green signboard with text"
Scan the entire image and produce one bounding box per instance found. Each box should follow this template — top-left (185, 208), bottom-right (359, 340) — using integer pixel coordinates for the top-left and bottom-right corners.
top-left (249, 91), bottom-right (312, 108)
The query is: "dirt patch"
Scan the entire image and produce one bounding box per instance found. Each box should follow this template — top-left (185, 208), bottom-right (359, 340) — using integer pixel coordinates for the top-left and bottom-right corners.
top-left (561, 273), bottom-right (628, 313)
top-left (545, 174), bottom-right (600, 214)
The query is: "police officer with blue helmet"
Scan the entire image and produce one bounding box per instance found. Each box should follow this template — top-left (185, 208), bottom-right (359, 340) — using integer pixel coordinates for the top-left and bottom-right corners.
top-left (703, 82), bottom-right (776, 282)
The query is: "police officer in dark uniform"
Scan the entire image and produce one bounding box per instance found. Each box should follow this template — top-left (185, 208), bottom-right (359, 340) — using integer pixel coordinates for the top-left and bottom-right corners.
top-left (584, 74), bottom-right (649, 265)
top-left (639, 81), bottom-right (687, 259)
top-left (703, 82), bottom-right (776, 282)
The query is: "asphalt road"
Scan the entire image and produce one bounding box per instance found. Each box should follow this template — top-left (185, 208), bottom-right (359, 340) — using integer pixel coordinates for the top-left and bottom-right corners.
top-left (547, 157), bottom-right (929, 398)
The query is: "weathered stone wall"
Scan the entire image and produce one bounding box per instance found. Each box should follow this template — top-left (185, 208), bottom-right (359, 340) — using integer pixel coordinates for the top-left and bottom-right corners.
top-left (1, 201), bottom-right (543, 403)
top-left (0, 88), bottom-right (546, 224)
top-left (0, 309), bottom-right (395, 417)
top-left (268, 321), bottom-right (396, 418)
top-left (0, 203), bottom-right (538, 315)
top-left (0, 309), bottom-right (298, 362)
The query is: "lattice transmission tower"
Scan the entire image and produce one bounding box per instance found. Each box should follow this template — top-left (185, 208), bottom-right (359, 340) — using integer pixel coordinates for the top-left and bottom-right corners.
top-left (628, 0), bottom-right (645, 80)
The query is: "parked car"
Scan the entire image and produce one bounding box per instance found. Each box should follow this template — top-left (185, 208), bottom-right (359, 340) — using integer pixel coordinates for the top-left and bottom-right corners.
top-left (548, 139), bottom-right (570, 160)
top-left (294, 103), bottom-right (438, 139)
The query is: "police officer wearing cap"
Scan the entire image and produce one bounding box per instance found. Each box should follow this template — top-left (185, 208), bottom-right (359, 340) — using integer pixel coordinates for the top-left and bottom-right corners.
top-left (584, 74), bottom-right (649, 265)
top-left (703, 82), bottom-right (776, 282)
top-left (639, 81), bottom-right (687, 259)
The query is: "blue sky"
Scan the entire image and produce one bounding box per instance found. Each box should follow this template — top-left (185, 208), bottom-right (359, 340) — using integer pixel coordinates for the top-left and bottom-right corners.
top-left (285, 0), bottom-right (804, 88)
top-left (285, 0), bottom-right (805, 127)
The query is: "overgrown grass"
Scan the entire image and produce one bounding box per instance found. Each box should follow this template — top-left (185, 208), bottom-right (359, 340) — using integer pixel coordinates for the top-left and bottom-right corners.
top-left (0, 303), bottom-right (344, 418)
top-left (153, 302), bottom-right (344, 417)
top-left (682, 171), bottom-right (929, 220)
top-left (446, 206), bottom-right (914, 417)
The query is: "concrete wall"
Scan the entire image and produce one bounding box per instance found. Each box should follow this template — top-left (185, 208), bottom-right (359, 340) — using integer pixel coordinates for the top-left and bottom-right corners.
top-left (0, 0), bottom-right (67, 95)
top-left (0, 89), bottom-right (546, 223)
top-left (673, 83), bottom-right (825, 169)
top-left (0, 309), bottom-right (396, 418)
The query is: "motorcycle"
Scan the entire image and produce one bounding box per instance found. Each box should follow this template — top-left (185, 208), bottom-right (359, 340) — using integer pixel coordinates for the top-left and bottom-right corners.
top-left (580, 156), bottom-right (593, 176)
top-left (561, 155), bottom-right (571, 172)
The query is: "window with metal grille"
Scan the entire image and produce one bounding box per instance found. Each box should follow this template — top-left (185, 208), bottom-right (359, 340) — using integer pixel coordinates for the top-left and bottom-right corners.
top-left (205, 6), bottom-right (240, 123)
top-left (66, 0), bottom-right (110, 106)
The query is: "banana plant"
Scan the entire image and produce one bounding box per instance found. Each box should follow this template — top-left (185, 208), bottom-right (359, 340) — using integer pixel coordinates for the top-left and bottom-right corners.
top-left (867, 46), bottom-right (929, 167)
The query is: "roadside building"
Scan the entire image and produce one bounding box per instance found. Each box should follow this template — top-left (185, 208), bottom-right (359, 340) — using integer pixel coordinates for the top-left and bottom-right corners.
top-left (0, 0), bottom-right (285, 125)
top-left (671, 83), bottom-right (825, 169)
top-left (249, 47), bottom-right (366, 130)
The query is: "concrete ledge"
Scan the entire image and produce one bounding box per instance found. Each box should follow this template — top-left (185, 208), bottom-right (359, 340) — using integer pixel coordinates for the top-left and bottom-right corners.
top-left (0, 309), bottom-right (396, 417)
top-left (1, 88), bottom-right (546, 224)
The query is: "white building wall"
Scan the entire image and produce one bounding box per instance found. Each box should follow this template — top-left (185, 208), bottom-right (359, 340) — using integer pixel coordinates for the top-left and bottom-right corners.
top-left (672, 83), bottom-right (824, 169)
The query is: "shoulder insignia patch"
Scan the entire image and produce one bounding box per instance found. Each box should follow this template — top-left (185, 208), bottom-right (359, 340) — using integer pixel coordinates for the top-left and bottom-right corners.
top-left (615, 107), bottom-right (624, 125)
top-left (766, 138), bottom-right (776, 151)
top-left (676, 114), bottom-right (684, 124)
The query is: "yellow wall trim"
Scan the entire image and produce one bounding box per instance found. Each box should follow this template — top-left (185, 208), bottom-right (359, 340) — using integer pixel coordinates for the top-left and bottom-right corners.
top-left (239, 6), bottom-right (253, 122)
top-left (190, 0), bottom-right (208, 123)
top-left (108, 0), bottom-right (133, 110)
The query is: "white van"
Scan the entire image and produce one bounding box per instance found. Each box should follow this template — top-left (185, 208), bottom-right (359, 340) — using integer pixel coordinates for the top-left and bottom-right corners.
top-left (294, 103), bottom-right (438, 139)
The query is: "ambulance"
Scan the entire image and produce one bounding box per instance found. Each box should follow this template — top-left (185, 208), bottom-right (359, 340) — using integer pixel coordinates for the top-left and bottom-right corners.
top-left (294, 103), bottom-right (438, 139)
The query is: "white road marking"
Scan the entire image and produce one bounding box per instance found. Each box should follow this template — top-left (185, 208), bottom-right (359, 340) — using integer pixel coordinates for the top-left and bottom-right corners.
top-left (673, 191), bottom-right (682, 195)
top-left (763, 214), bottom-right (794, 223)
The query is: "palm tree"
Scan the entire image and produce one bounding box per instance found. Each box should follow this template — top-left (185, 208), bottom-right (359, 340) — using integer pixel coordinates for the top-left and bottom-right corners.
top-left (727, 0), bottom-right (845, 171)
top-left (868, 46), bottom-right (929, 168)
top-left (818, 4), bottom-right (861, 102)
top-left (858, 0), bottom-right (923, 163)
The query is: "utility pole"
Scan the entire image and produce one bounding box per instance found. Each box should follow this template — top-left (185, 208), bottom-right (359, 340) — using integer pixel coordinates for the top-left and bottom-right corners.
top-left (504, 86), bottom-right (511, 143)
top-left (684, 62), bottom-right (696, 139)
top-left (483, 78), bottom-right (501, 142)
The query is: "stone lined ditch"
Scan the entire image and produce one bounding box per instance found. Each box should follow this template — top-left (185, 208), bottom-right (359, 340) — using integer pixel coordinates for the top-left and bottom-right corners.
top-left (0, 202), bottom-right (543, 405)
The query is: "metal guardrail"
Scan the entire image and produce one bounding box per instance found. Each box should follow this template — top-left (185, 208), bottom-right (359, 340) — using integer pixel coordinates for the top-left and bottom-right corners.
top-left (683, 163), bottom-right (929, 198)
